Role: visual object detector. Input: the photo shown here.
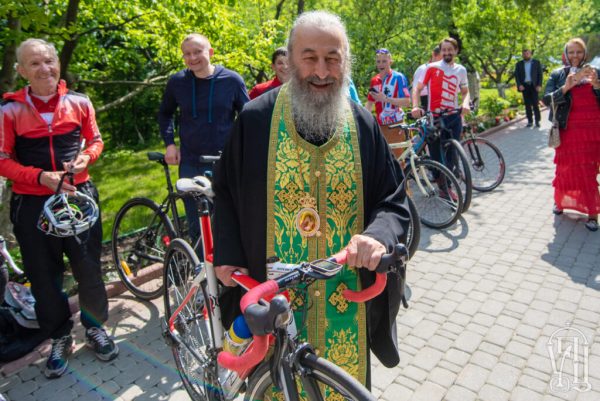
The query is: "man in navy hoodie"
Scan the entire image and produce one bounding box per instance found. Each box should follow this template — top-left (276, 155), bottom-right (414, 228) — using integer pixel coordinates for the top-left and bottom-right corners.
top-left (158, 33), bottom-right (249, 242)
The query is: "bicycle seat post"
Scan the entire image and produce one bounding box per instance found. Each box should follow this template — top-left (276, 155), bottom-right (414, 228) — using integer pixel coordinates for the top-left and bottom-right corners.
top-left (163, 162), bottom-right (175, 195)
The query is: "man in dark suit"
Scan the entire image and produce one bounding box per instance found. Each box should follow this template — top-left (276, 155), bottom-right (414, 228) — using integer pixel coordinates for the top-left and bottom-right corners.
top-left (515, 48), bottom-right (543, 127)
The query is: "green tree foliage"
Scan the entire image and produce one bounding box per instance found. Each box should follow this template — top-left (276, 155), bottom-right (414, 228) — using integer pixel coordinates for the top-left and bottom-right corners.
top-left (1, 0), bottom-right (597, 141)
top-left (451, 0), bottom-right (596, 97)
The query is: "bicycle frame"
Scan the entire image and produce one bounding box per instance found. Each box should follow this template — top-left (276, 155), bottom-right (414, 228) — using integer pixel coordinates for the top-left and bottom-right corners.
top-left (166, 198), bottom-right (224, 351)
top-left (164, 175), bottom-right (404, 400)
top-left (387, 123), bottom-right (436, 196)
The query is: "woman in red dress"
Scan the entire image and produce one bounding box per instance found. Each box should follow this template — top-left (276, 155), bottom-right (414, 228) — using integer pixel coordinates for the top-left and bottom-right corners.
top-left (543, 38), bottom-right (600, 231)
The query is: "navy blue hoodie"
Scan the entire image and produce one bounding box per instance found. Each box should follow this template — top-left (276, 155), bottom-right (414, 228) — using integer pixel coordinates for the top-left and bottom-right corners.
top-left (158, 66), bottom-right (249, 164)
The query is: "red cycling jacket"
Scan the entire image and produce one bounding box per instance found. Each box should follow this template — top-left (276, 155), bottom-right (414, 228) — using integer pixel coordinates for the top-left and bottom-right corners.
top-left (0, 80), bottom-right (103, 196)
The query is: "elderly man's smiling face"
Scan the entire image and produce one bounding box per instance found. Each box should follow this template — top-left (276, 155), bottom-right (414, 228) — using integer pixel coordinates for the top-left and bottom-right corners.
top-left (289, 25), bottom-right (346, 103)
top-left (288, 22), bottom-right (350, 142)
top-left (17, 44), bottom-right (60, 96)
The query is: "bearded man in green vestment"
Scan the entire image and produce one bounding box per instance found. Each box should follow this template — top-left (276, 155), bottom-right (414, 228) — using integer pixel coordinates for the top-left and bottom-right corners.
top-left (213, 10), bottom-right (410, 393)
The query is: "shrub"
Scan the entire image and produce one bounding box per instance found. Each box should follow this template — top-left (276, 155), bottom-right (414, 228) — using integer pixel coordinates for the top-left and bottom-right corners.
top-left (479, 95), bottom-right (510, 117)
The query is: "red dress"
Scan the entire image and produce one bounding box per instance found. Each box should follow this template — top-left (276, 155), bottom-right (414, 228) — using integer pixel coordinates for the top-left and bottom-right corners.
top-left (553, 84), bottom-right (600, 215)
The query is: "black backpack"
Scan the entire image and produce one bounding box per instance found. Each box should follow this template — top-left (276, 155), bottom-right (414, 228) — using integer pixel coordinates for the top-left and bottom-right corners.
top-left (0, 307), bottom-right (45, 362)
top-left (0, 264), bottom-right (45, 362)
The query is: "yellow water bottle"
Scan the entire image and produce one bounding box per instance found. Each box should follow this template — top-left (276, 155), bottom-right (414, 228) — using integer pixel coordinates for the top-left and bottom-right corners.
top-left (223, 315), bottom-right (252, 355)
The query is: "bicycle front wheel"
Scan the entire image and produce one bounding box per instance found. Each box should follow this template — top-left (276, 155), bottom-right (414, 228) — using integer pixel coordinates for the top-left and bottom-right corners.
top-left (245, 352), bottom-right (376, 401)
top-left (405, 159), bottom-right (463, 229)
top-left (112, 197), bottom-right (175, 300)
top-left (164, 238), bottom-right (219, 401)
top-left (406, 195), bottom-right (421, 259)
top-left (443, 138), bottom-right (472, 212)
top-left (461, 137), bottom-right (506, 192)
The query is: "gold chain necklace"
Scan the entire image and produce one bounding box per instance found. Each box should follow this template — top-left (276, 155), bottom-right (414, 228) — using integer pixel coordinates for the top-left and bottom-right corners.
top-left (294, 136), bottom-right (321, 238)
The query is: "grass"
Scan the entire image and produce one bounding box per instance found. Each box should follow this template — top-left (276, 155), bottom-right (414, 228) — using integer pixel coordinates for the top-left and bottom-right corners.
top-left (91, 146), bottom-right (180, 241)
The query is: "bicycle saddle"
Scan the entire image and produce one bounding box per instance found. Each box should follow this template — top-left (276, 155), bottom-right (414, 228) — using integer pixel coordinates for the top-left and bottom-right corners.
top-left (176, 176), bottom-right (214, 198)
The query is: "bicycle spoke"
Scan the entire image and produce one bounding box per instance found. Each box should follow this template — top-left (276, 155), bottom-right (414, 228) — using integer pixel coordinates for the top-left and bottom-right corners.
top-left (462, 138), bottom-right (505, 191)
top-left (163, 239), bottom-right (218, 401)
top-left (112, 198), bottom-right (175, 300)
top-left (407, 160), bottom-right (462, 229)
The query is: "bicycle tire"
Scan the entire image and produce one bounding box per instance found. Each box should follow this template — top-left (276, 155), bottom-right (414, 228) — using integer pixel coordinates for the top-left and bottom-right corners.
top-left (406, 195), bottom-right (421, 259)
top-left (245, 352), bottom-right (376, 401)
top-left (461, 137), bottom-right (506, 192)
top-left (112, 197), bottom-right (176, 300)
top-left (405, 159), bottom-right (463, 229)
top-left (164, 238), bottom-right (220, 401)
top-left (443, 138), bottom-right (472, 212)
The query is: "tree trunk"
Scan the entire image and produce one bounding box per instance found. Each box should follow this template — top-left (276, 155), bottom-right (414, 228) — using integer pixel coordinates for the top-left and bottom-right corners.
top-left (467, 71), bottom-right (480, 112)
top-left (297, 0), bottom-right (304, 15)
top-left (59, 0), bottom-right (81, 84)
top-left (275, 0), bottom-right (286, 19)
top-left (0, 16), bottom-right (21, 95)
top-left (496, 82), bottom-right (506, 98)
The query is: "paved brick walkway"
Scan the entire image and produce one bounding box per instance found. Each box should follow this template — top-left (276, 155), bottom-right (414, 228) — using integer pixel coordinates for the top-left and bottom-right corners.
top-left (1, 112), bottom-right (599, 400)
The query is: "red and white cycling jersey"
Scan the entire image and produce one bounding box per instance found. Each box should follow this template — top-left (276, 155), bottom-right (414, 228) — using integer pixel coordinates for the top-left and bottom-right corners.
top-left (421, 60), bottom-right (468, 112)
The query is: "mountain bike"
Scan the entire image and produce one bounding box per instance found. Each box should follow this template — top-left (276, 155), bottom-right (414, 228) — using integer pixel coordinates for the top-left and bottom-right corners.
top-left (461, 121), bottom-right (506, 192)
top-left (422, 109), bottom-right (473, 213)
top-left (161, 176), bottom-right (409, 401)
top-left (111, 152), bottom-right (218, 300)
top-left (389, 118), bottom-right (464, 229)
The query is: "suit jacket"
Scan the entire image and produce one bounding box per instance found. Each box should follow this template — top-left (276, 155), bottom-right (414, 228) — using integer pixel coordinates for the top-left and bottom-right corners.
top-left (515, 59), bottom-right (543, 89)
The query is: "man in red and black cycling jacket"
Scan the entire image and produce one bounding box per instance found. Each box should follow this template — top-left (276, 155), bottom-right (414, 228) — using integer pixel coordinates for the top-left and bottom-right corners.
top-left (0, 38), bottom-right (118, 379)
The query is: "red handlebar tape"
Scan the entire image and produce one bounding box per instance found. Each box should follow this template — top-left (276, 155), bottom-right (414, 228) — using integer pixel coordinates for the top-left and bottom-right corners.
top-left (333, 248), bottom-right (388, 302)
top-left (217, 335), bottom-right (269, 376)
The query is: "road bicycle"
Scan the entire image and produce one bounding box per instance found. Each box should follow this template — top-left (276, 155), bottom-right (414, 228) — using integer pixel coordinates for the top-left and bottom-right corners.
top-left (421, 109), bottom-right (473, 213)
top-left (388, 118), bottom-right (464, 229)
top-left (461, 120), bottom-right (506, 192)
top-left (111, 152), bottom-right (218, 300)
top-left (161, 176), bottom-right (409, 401)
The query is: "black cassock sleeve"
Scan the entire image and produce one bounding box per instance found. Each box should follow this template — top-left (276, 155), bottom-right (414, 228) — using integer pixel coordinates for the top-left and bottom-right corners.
top-left (352, 103), bottom-right (410, 368)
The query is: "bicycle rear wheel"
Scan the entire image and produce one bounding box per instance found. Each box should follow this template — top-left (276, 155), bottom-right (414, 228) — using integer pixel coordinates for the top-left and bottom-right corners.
top-left (112, 197), bottom-right (175, 300)
top-left (406, 195), bottom-right (421, 259)
top-left (164, 238), bottom-right (220, 401)
top-left (443, 138), bottom-right (472, 212)
top-left (461, 137), bottom-right (506, 192)
top-left (405, 159), bottom-right (463, 229)
top-left (245, 352), bottom-right (376, 401)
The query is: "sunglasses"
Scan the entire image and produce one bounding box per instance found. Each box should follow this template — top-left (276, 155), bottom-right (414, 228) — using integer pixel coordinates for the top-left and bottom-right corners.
top-left (376, 48), bottom-right (390, 54)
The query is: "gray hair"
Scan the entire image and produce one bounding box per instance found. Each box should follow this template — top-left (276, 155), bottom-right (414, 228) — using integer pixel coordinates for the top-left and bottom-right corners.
top-left (16, 38), bottom-right (58, 65)
top-left (287, 11), bottom-right (352, 76)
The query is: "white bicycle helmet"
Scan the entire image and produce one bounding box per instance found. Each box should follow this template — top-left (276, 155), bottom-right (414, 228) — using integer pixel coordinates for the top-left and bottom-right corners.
top-left (37, 191), bottom-right (99, 237)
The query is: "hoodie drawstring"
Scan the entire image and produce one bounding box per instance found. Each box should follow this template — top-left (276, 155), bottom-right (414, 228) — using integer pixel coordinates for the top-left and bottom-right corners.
top-left (192, 75), bottom-right (197, 119)
top-left (191, 70), bottom-right (215, 123)
top-left (208, 78), bottom-right (214, 124)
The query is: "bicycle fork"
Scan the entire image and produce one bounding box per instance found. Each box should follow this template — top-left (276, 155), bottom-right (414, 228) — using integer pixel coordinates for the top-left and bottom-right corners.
top-left (270, 329), bottom-right (325, 401)
top-left (410, 156), bottom-right (435, 195)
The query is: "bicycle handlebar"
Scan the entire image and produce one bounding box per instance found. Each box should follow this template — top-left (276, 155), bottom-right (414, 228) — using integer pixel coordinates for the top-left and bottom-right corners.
top-left (217, 244), bottom-right (407, 375)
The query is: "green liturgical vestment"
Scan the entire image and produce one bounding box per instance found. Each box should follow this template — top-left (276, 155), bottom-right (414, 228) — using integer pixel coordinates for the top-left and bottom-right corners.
top-left (265, 85), bottom-right (367, 396)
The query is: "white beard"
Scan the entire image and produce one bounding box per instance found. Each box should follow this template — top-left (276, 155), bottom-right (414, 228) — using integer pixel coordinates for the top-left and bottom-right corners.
top-left (289, 72), bottom-right (349, 143)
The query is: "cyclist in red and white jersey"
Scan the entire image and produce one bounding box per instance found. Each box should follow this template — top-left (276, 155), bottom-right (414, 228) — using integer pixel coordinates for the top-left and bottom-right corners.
top-left (411, 38), bottom-right (471, 175)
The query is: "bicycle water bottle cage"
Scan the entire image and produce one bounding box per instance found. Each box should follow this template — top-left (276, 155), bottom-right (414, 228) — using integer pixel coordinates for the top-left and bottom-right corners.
top-left (175, 176), bottom-right (214, 198)
top-left (37, 191), bottom-right (99, 237)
